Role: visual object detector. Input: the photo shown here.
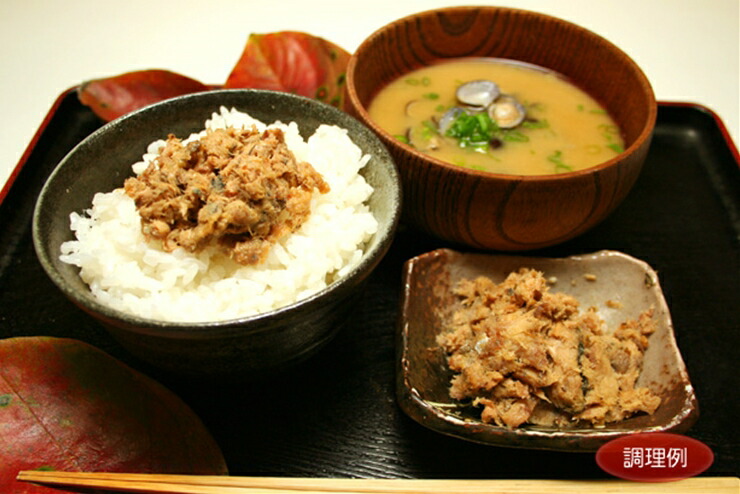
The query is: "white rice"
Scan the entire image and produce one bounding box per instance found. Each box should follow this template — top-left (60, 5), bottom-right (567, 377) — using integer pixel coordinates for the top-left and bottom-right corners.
top-left (60, 107), bottom-right (378, 323)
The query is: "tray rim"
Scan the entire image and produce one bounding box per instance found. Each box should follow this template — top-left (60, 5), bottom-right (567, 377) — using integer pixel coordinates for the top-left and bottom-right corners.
top-left (2, 88), bottom-right (738, 209)
top-left (0, 86), bottom-right (77, 206)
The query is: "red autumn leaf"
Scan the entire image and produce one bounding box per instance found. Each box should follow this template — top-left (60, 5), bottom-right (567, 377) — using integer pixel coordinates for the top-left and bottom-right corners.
top-left (0, 337), bottom-right (227, 494)
top-left (78, 69), bottom-right (209, 122)
top-left (225, 31), bottom-right (351, 109)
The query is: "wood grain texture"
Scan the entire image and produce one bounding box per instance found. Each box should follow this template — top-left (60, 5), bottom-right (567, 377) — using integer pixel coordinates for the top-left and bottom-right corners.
top-left (346, 6), bottom-right (657, 250)
top-left (16, 471), bottom-right (740, 494)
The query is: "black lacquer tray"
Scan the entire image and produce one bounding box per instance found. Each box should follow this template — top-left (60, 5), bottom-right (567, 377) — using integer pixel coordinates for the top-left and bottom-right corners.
top-left (1, 90), bottom-right (738, 479)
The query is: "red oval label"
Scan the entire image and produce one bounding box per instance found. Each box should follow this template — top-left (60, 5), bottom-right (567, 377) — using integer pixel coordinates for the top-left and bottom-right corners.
top-left (596, 433), bottom-right (714, 482)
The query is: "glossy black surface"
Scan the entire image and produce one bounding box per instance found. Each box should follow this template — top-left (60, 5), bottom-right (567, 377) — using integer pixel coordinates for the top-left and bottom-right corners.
top-left (1, 94), bottom-right (738, 478)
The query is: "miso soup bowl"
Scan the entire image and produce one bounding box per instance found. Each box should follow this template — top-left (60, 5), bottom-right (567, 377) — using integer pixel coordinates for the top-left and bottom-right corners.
top-left (345, 6), bottom-right (657, 250)
top-left (33, 89), bottom-right (401, 377)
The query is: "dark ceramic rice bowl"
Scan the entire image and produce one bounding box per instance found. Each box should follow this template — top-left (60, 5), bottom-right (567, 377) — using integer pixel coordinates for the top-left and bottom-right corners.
top-left (33, 89), bottom-right (402, 377)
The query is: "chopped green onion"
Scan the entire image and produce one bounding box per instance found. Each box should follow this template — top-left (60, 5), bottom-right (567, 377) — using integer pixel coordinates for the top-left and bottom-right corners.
top-left (394, 134), bottom-right (409, 144)
top-left (443, 108), bottom-right (546, 152)
top-left (607, 143), bottom-right (625, 153)
top-left (423, 92), bottom-right (440, 100)
top-left (599, 124), bottom-right (620, 135)
top-left (522, 119), bottom-right (549, 129)
top-left (475, 113), bottom-right (490, 132)
top-left (445, 112), bottom-right (500, 150)
top-left (547, 150), bottom-right (573, 172)
top-left (421, 120), bottom-right (437, 139)
top-left (503, 130), bottom-right (529, 142)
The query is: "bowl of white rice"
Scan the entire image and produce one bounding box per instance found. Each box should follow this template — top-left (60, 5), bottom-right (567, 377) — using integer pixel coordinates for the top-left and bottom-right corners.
top-left (33, 89), bottom-right (401, 376)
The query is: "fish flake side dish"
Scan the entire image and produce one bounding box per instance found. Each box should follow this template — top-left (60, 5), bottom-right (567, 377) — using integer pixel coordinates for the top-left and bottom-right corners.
top-left (437, 268), bottom-right (661, 429)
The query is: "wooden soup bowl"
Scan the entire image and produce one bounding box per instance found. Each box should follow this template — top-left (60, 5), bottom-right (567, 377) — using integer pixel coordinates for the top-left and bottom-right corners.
top-left (345, 6), bottom-right (657, 250)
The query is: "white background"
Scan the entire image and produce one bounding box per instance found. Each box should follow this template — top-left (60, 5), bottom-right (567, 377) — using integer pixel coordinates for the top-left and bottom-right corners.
top-left (2, 0), bottom-right (738, 192)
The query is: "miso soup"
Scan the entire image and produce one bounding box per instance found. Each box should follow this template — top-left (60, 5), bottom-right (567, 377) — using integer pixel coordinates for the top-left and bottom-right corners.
top-left (368, 58), bottom-right (624, 175)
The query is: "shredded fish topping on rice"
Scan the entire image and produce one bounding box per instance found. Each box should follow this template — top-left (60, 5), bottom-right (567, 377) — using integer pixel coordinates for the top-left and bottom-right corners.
top-left (60, 107), bottom-right (378, 323)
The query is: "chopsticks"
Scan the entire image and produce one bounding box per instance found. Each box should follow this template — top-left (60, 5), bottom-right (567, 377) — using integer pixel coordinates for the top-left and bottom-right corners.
top-left (16, 471), bottom-right (740, 494)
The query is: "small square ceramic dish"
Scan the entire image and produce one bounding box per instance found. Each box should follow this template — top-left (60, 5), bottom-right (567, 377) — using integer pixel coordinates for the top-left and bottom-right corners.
top-left (397, 248), bottom-right (698, 451)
